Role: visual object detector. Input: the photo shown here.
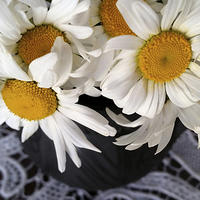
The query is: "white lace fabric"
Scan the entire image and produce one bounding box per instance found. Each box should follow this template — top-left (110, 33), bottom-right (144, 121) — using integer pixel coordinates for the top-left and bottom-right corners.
top-left (0, 123), bottom-right (200, 200)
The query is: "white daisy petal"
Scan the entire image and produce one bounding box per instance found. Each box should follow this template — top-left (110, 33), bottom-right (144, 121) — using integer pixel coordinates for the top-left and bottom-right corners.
top-left (166, 79), bottom-right (196, 108)
top-left (106, 107), bottom-right (146, 128)
top-left (21, 120), bottom-right (38, 142)
top-left (70, 34), bottom-right (102, 61)
top-left (70, 60), bottom-right (92, 78)
top-left (125, 143), bottom-right (143, 150)
top-left (0, 35), bottom-right (19, 46)
top-left (156, 83), bottom-right (166, 115)
top-left (4, 0), bottom-right (12, 5)
top-left (191, 42), bottom-right (200, 58)
top-left (190, 34), bottom-right (200, 45)
top-left (51, 37), bottom-right (73, 87)
top-left (6, 114), bottom-right (21, 130)
top-left (161, 0), bottom-right (184, 31)
top-left (39, 117), bottom-right (53, 140)
top-left (178, 108), bottom-right (193, 130)
top-left (189, 62), bottom-right (200, 78)
top-left (19, 0), bottom-right (47, 25)
top-left (38, 70), bottom-right (58, 88)
top-left (60, 104), bottom-right (108, 124)
top-left (48, 116), bottom-right (66, 173)
top-left (41, 115), bottom-right (67, 173)
top-left (14, 3), bottom-right (35, 30)
top-left (104, 35), bottom-right (144, 53)
top-left (115, 122), bottom-right (150, 145)
top-left (155, 125), bottom-right (174, 154)
top-left (174, 76), bottom-right (198, 102)
top-left (85, 88), bottom-right (100, 97)
top-left (57, 89), bottom-right (81, 106)
top-left (180, 71), bottom-right (200, 100)
top-left (72, 0), bottom-right (90, 15)
top-left (178, 103), bottom-right (200, 131)
top-left (71, 36), bottom-right (113, 81)
top-left (53, 111), bottom-right (100, 153)
top-left (0, 0), bottom-right (20, 42)
top-left (60, 25), bottom-right (93, 39)
top-left (56, 0), bottom-right (90, 25)
top-left (89, 15), bottom-right (101, 27)
top-left (112, 50), bottom-right (136, 63)
top-left (178, 3), bottom-right (200, 33)
top-left (117, 0), bottom-right (160, 40)
top-left (0, 106), bottom-right (12, 126)
top-left (28, 52), bottom-right (58, 84)
top-left (102, 77), bottom-right (135, 100)
top-left (93, 31), bottom-right (108, 49)
top-left (62, 136), bottom-right (81, 168)
top-left (52, 112), bottom-right (82, 168)
top-left (58, 105), bottom-right (116, 136)
top-left (114, 101), bottom-right (177, 153)
top-left (44, 0), bottom-right (79, 24)
top-left (92, 50), bottom-right (115, 81)
top-left (116, 101), bottom-right (173, 148)
top-left (172, 0), bottom-right (192, 31)
top-left (148, 133), bottom-right (162, 148)
top-left (82, 80), bottom-right (101, 97)
top-left (138, 116), bottom-right (163, 144)
top-left (101, 59), bottom-right (139, 100)
top-left (191, 0), bottom-right (200, 11)
top-left (186, 24), bottom-right (200, 38)
top-left (137, 80), bottom-right (159, 118)
top-left (123, 78), bottom-right (147, 114)
top-left (155, 101), bottom-right (176, 154)
top-left (0, 44), bottom-right (31, 81)
top-left (71, 10), bottom-right (89, 26)
top-left (113, 88), bottom-right (134, 109)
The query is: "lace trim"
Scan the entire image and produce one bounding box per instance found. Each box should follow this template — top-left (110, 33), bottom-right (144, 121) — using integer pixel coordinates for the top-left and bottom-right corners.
top-left (0, 125), bottom-right (200, 200)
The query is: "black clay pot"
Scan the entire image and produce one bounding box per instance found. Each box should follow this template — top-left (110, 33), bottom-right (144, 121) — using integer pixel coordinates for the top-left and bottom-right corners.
top-left (21, 95), bottom-right (186, 191)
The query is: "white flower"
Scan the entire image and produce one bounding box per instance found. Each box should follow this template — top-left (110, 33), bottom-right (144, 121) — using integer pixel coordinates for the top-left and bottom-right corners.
top-left (107, 100), bottom-right (200, 153)
top-left (0, 42), bottom-right (116, 173)
top-left (0, 0), bottom-right (102, 93)
top-left (70, 0), bottom-right (164, 85)
top-left (101, 0), bottom-right (200, 119)
top-left (89, 0), bottom-right (163, 36)
top-left (107, 100), bottom-right (177, 154)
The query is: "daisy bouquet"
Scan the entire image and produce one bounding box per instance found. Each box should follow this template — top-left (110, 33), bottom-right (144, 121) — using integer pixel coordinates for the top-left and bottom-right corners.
top-left (1, 0), bottom-right (200, 174)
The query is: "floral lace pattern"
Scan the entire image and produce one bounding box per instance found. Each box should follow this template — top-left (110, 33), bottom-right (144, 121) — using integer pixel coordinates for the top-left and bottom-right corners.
top-left (0, 123), bottom-right (200, 200)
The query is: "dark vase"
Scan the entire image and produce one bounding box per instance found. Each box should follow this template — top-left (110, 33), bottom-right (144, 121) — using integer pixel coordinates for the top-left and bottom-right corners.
top-left (21, 95), bottom-right (186, 191)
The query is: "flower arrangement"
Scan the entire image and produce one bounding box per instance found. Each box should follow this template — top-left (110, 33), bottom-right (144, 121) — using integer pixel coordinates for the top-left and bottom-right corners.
top-left (0, 0), bottom-right (200, 173)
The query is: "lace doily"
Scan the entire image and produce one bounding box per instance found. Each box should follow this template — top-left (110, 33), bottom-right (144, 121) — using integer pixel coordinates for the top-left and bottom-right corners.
top-left (0, 123), bottom-right (200, 200)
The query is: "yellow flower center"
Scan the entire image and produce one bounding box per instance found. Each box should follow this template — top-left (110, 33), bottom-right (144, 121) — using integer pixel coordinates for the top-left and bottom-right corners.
top-left (137, 31), bottom-right (192, 83)
top-left (18, 25), bottom-right (66, 65)
top-left (99, 0), bottom-right (136, 37)
top-left (2, 80), bottom-right (57, 121)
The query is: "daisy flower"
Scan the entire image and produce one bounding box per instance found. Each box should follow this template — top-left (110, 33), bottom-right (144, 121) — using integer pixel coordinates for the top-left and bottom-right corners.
top-left (101, 0), bottom-right (200, 119)
top-left (0, 41), bottom-right (116, 173)
top-left (89, 0), bottom-right (163, 37)
top-left (70, 0), bottom-right (164, 84)
top-left (0, 0), bottom-right (101, 81)
top-left (107, 100), bottom-right (200, 154)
